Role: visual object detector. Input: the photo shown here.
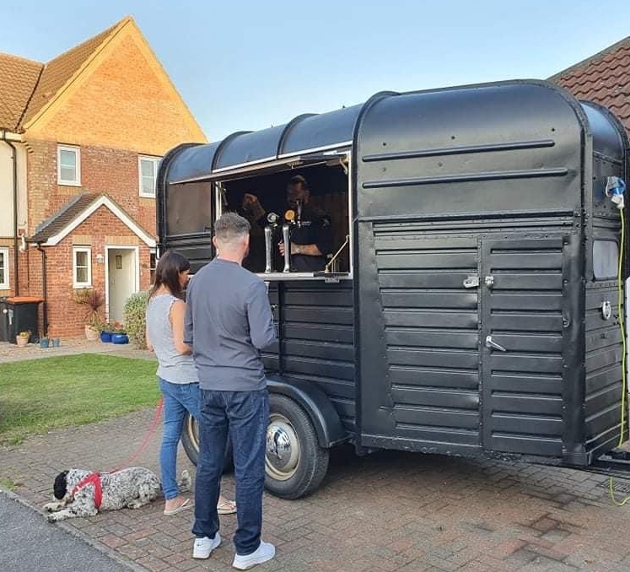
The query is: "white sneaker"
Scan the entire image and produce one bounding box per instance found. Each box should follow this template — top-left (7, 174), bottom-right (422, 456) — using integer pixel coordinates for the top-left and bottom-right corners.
top-left (192, 533), bottom-right (221, 559)
top-left (232, 541), bottom-right (276, 570)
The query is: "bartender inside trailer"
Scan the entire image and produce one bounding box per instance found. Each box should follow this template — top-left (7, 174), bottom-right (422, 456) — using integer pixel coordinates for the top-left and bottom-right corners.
top-left (241, 174), bottom-right (333, 271)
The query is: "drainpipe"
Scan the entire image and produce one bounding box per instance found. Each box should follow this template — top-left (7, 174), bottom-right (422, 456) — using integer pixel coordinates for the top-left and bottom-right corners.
top-left (1, 130), bottom-right (20, 295)
top-left (35, 243), bottom-right (48, 336)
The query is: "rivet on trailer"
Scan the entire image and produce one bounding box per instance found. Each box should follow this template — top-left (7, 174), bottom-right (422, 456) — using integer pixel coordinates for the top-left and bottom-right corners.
top-left (157, 79), bottom-right (630, 499)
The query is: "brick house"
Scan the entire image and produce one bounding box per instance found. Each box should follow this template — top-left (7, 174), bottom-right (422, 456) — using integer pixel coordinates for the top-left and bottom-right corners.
top-left (0, 16), bottom-right (206, 338)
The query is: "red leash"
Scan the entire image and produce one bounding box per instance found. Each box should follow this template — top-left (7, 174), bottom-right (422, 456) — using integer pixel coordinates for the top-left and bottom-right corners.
top-left (108, 397), bottom-right (164, 473)
top-left (71, 397), bottom-right (165, 503)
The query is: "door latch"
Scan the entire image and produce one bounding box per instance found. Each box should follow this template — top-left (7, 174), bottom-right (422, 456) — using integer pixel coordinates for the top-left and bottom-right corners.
top-left (463, 275), bottom-right (479, 289)
top-left (485, 335), bottom-right (507, 352)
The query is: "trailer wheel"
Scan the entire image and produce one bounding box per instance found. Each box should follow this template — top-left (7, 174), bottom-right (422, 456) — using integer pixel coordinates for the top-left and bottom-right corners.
top-left (181, 412), bottom-right (233, 472)
top-left (265, 394), bottom-right (329, 499)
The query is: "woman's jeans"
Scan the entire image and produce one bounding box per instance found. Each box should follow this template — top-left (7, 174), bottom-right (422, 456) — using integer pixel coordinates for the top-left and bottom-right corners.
top-left (159, 378), bottom-right (200, 500)
top-left (192, 388), bottom-right (269, 555)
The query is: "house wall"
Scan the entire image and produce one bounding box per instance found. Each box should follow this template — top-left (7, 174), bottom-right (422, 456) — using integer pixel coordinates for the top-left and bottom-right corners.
top-left (0, 239), bottom-right (14, 298)
top-left (25, 139), bottom-right (158, 235)
top-left (14, 20), bottom-right (207, 338)
top-left (25, 24), bottom-right (206, 154)
top-left (0, 141), bottom-right (28, 298)
top-left (37, 206), bottom-right (153, 338)
top-left (0, 141), bottom-right (28, 236)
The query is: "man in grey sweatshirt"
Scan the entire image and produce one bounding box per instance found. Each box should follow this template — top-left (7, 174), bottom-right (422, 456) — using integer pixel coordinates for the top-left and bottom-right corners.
top-left (184, 213), bottom-right (277, 569)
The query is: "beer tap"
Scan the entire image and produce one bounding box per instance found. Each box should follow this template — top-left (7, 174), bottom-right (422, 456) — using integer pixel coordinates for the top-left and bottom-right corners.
top-left (282, 224), bottom-right (291, 272)
top-left (264, 212), bottom-right (279, 274)
top-left (282, 209), bottom-right (296, 273)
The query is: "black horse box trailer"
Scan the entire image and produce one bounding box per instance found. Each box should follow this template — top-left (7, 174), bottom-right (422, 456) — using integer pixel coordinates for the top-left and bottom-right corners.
top-left (157, 79), bottom-right (630, 499)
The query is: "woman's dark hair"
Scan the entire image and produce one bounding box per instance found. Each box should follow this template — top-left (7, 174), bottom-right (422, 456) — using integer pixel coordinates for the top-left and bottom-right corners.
top-left (149, 250), bottom-right (191, 300)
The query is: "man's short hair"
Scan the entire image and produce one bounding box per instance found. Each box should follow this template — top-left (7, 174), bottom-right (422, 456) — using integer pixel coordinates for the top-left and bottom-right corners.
top-left (214, 212), bottom-right (251, 244)
top-left (289, 175), bottom-right (308, 190)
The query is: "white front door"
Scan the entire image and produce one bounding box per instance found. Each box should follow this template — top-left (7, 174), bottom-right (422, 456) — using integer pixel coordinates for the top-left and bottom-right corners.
top-left (107, 248), bottom-right (137, 323)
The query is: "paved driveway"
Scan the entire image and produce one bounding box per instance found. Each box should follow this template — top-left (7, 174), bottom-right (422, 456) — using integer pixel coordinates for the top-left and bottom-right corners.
top-left (2, 407), bottom-right (630, 572)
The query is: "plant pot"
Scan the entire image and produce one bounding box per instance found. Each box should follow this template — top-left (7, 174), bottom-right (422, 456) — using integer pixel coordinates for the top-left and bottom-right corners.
top-left (52, 338), bottom-right (61, 347)
top-left (100, 331), bottom-right (112, 343)
top-left (85, 325), bottom-right (100, 341)
top-left (39, 338), bottom-right (50, 349)
top-left (16, 336), bottom-right (29, 347)
top-left (111, 333), bottom-right (129, 344)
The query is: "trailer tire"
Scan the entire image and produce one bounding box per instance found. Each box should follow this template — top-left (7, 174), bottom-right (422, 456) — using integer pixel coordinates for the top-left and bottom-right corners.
top-left (181, 412), bottom-right (233, 472)
top-left (265, 394), bottom-right (329, 499)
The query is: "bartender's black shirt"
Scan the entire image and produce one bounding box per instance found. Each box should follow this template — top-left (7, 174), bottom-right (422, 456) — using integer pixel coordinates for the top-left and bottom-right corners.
top-left (289, 205), bottom-right (333, 272)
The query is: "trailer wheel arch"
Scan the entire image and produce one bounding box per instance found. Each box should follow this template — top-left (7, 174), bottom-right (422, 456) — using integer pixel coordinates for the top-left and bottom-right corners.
top-left (266, 375), bottom-right (348, 448)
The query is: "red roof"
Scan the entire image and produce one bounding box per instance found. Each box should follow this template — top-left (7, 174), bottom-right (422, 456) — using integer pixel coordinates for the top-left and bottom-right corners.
top-left (551, 36), bottom-right (630, 132)
top-left (0, 54), bottom-right (43, 131)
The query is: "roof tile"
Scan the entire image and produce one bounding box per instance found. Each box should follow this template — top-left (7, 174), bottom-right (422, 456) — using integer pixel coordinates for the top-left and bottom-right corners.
top-left (22, 21), bottom-right (121, 125)
top-left (0, 54), bottom-right (43, 130)
top-left (29, 193), bottom-right (101, 243)
top-left (552, 35), bottom-right (630, 129)
top-left (28, 192), bottom-right (156, 244)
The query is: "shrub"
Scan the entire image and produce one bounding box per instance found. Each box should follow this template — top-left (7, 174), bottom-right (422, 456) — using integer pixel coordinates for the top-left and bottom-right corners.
top-left (123, 291), bottom-right (148, 349)
top-left (73, 288), bottom-right (105, 328)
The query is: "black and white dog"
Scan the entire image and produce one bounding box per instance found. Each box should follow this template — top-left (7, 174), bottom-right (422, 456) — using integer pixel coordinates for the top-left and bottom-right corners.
top-left (44, 467), bottom-right (191, 522)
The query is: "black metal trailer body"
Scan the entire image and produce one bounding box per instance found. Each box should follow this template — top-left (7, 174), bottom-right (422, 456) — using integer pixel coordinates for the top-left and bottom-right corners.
top-left (157, 80), bottom-right (629, 498)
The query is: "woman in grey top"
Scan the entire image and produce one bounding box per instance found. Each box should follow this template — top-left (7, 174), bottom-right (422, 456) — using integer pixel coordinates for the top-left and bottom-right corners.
top-left (146, 250), bottom-right (236, 516)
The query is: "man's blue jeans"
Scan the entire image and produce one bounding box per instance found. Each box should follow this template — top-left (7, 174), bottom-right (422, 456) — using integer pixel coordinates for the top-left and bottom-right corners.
top-left (159, 378), bottom-right (200, 500)
top-left (192, 388), bottom-right (269, 555)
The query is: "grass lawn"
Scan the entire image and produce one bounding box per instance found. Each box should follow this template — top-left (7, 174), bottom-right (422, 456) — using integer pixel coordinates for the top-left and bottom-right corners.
top-left (0, 354), bottom-right (160, 445)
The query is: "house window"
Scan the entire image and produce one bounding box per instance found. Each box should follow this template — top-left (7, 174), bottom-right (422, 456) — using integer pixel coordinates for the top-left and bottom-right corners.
top-left (73, 247), bottom-right (92, 288)
top-left (139, 156), bottom-right (160, 197)
top-left (149, 250), bottom-right (157, 284)
top-left (57, 145), bottom-right (81, 185)
top-left (0, 248), bottom-right (9, 289)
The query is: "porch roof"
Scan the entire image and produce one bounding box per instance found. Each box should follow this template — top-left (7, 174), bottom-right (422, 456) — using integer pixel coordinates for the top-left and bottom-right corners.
top-left (29, 192), bottom-right (156, 247)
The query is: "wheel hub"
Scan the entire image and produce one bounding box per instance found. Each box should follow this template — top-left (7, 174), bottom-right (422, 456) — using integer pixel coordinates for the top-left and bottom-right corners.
top-left (266, 415), bottom-right (300, 480)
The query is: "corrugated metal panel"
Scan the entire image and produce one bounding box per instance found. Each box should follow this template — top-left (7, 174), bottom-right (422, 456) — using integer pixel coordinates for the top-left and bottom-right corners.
top-left (584, 242), bottom-right (624, 456)
top-left (481, 238), bottom-right (565, 457)
top-left (263, 282), bottom-right (356, 432)
top-left (375, 232), bottom-right (481, 449)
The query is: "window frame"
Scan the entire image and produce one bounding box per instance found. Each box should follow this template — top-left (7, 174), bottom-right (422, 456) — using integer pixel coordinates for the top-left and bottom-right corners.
top-left (0, 247), bottom-right (9, 289)
top-left (139, 156), bottom-right (161, 198)
top-left (593, 238), bottom-right (619, 281)
top-left (57, 145), bottom-right (81, 186)
top-left (73, 246), bottom-right (92, 288)
top-left (213, 150), bottom-right (353, 282)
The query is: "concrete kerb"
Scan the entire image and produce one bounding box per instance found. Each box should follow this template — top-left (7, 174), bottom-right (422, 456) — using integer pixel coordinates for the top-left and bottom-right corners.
top-left (0, 487), bottom-right (149, 572)
top-left (0, 339), bottom-right (156, 363)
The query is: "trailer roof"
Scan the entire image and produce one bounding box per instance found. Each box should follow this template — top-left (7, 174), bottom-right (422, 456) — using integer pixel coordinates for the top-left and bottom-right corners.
top-left (161, 80), bottom-right (627, 189)
top-left (165, 103), bottom-right (364, 184)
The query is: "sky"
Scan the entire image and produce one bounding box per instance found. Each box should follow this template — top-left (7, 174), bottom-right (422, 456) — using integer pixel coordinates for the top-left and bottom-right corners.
top-left (1, 0), bottom-right (630, 142)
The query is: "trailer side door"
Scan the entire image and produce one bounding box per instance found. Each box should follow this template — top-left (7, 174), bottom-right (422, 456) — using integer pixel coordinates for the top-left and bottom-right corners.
top-left (357, 224), bottom-right (482, 455)
top-left (479, 235), bottom-right (578, 457)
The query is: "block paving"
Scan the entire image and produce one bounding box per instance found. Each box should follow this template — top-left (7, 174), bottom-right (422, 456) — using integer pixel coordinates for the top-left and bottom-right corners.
top-left (2, 405), bottom-right (630, 572)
